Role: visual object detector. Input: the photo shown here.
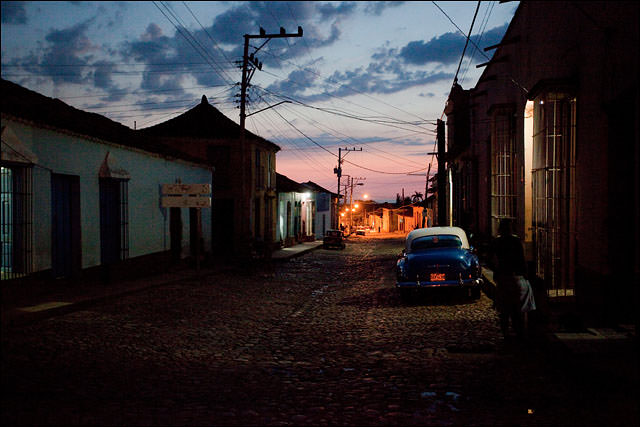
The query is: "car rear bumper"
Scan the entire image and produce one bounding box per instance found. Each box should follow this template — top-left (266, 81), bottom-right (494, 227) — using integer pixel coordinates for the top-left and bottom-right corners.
top-left (396, 278), bottom-right (483, 289)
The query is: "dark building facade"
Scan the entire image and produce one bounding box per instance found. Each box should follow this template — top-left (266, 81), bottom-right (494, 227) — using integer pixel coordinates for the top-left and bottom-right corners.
top-left (139, 96), bottom-right (280, 257)
top-left (444, 1), bottom-right (639, 326)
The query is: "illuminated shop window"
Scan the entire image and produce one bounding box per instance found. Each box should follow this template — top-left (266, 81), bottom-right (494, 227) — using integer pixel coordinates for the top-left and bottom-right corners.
top-left (532, 92), bottom-right (576, 296)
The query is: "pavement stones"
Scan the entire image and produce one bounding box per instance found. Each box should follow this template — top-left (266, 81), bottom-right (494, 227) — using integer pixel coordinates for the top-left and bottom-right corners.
top-left (1, 234), bottom-right (637, 426)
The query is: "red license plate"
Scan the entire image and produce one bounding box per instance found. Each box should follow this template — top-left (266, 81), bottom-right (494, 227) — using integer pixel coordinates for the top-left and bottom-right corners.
top-left (430, 273), bottom-right (446, 281)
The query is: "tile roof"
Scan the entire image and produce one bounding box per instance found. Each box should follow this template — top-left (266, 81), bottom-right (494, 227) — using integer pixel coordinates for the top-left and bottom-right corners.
top-left (302, 181), bottom-right (338, 197)
top-left (276, 172), bottom-right (308, 193)
top-left (139, 95), bottom-right (280, 152)
top-left (1, 78), bottom-right (206, 165)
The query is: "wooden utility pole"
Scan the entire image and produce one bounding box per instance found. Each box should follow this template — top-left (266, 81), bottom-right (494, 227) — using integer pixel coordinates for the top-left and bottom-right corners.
top-left (436, 119), bottom-right (447, 226)
top-left (334, 147), bottom-right (361, 228)
top-left (239, 26), bottom-right (302, 255)
top-left (349, 177), bottom-right (365, 232)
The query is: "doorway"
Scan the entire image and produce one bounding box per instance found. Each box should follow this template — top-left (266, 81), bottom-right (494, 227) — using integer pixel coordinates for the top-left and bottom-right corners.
top-left (51, 173), bottom-right (81, 279)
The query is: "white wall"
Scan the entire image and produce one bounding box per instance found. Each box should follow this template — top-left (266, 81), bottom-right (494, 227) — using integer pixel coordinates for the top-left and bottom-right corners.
top-left (277, 192), bottom-right (301, 243)
top-left (3, 118), bottom-right (212, 272)
top-left (313, 192), bottom-right (331, 238)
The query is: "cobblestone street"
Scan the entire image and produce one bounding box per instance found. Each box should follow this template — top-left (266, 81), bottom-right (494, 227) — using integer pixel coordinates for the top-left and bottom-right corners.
top-left (1, 234), bottom-right (637, 425)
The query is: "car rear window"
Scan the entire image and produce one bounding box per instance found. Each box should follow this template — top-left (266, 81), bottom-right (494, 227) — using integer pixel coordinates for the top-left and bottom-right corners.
top-left (411, 235), bottom-right (462, 251)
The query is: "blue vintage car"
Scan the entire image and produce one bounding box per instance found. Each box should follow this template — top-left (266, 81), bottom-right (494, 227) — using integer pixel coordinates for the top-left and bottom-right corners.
top-left (396, 226), bottom-right (482, 299)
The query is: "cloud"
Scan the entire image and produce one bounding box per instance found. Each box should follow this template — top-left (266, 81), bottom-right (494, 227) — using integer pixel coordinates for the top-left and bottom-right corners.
top-left (317, 2), bottom-right (357, 20)
top-left (33, 20), bottom-right (97, 85)
top-left (400, 32), bottom-right (465, 66)
top-left (104, 3), bottom-right (128, 30)
top-left (266, 68), bottom-right (319, 97)
top-left (204, 1), bottom-right (348, 70)
top-left (1, 1), bottom-right (27, 24)
top-left (122, 23), bottom-right (190, 97)
top-left (91, 60), bottom-right (127, 102)
top-left (399, 23), bottom-right (510, 67)
top-left (110, 1), bottom-right (358, 101)
top-left (472, 22), bottom-right (509, 52)
top-left (328, 68), bottom-right (452, 97)
top-left (363, 1), bottom-right (405, 16)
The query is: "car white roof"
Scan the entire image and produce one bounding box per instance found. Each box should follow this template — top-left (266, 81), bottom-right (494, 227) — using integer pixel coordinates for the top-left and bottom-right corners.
top-left (405, 226), bottom-right (470, 252)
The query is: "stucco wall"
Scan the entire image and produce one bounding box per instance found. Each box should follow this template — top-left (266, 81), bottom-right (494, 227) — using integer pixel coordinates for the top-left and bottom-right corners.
top-left (3, 118), bottom-right (212, 272)
top-left (471, 1), bottom-right (639, 276)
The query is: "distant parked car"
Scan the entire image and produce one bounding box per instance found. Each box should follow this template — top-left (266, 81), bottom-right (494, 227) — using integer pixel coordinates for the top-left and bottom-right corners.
top-left (396, 226), bottom-right (482, 300)
top-left (323, 229), bottom-right (346, 249)
top-left (356, 226), bottom-right (366, 236)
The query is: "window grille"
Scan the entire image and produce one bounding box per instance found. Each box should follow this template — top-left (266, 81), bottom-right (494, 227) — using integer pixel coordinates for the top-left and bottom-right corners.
top-left (255, 149), bottom-right (264, 189)
top-left (491, 109), bottom-right (517, 236)
top-left (119, 179), bottom-right (129, 260)
top-left (532, 93), bottom-right (576, 295)
top-left (267, 153), bottom-right (273, 188)
top-left (1, 165), bottom-right (33, 280)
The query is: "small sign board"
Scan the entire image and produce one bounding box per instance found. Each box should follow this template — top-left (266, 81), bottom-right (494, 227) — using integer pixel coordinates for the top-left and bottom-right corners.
top-left (162, 183), bottom-right (211, 195)
top-left (161, 195), bottom-right (211, 208)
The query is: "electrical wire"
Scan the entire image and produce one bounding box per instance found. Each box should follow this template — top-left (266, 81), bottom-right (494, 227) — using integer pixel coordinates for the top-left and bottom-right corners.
top-left (152, 1), bottom-right (235, 86)
top-left (268, 105), bottom-right (428, 176)
top-left (253, 89), bottom-right (432, 171)
top-left (453, 1), bottom-right (481, 86)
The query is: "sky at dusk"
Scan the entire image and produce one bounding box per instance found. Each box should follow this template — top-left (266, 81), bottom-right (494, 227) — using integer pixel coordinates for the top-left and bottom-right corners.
top-left (1, 1), bottom-right (518, 202)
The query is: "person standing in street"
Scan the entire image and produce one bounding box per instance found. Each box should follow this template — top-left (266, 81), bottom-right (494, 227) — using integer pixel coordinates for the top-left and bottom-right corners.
top-left (489, 219), bottom-right (527, 339)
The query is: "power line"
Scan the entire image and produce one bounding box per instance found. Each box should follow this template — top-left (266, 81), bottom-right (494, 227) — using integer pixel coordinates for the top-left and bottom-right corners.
top-left (152, 1), bottom-right (235, 86)
top-left (460, 1), bottom-right (495, 84)
top-left (252, 49), bottom-right (436, 128)
top-left (181, 1), bottom-right (235, 67)
top-left (251, 89), bottom-right (431, 171)
top-left (255, 85), bottom-right (436, 135)
top-left (159, 1), bottom-right (236, 84)
top-left (1, 61), bottom-right (233, 69)
top-left (453, 1), bottom-right (481, 86)
top-left (432, 0), bottom-right (528, 95)
top-left (266, 94), bottom-right (430, 170)
top-left (269, 105), bottom-right (428, 176)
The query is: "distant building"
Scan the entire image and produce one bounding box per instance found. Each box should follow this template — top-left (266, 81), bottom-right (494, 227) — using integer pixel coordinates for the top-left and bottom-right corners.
top-left (275, 172), bottom-right (306, 247)
top-left (301, 181), bottom-right (339, 239)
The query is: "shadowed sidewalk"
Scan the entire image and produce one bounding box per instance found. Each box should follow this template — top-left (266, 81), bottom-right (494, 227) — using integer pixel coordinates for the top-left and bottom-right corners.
top-left (1, 241), bottom-right (324, 328)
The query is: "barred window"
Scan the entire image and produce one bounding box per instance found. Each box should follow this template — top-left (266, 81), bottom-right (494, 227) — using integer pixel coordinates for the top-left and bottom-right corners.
top-left (490, 108), bottom-right (517, 236)
top-left (255, 149), bottom-right (265, 189)
top-left (1, 164), bottom-right (33, 280)
top-left (532, 93), bottom-right (576, 295)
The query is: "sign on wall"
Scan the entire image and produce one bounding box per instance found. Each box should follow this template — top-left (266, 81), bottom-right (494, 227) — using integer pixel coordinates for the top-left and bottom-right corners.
top-left (161, 183), bottom-right (211, 195)
top-left (161, 183), bottom-right (211, 208)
